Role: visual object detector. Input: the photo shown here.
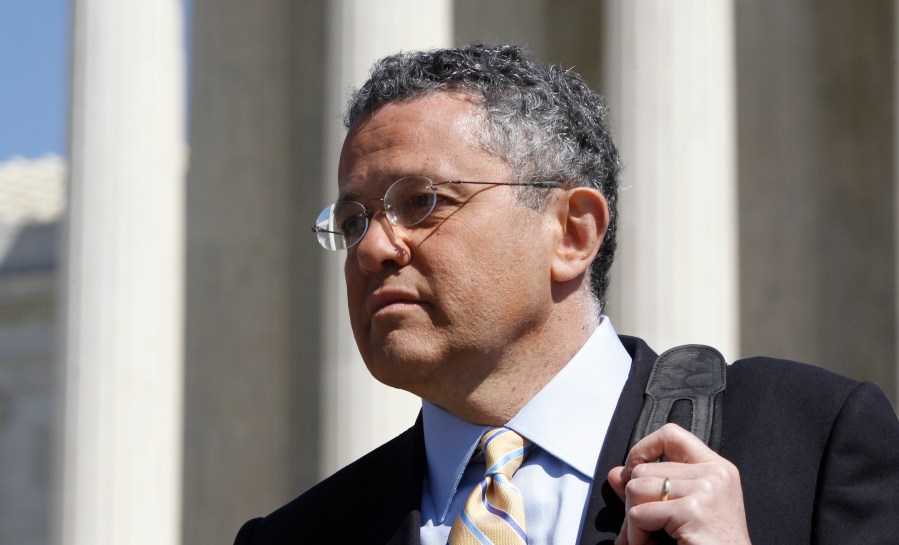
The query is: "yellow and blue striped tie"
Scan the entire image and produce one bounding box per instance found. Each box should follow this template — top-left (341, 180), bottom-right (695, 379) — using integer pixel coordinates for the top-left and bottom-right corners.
top-left (448, 428), bottom-right (534, 545)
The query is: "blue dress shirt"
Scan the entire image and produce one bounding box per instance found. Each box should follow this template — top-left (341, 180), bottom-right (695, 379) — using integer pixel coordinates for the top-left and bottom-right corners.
top-left (420, 317), bottom-right (632, 545)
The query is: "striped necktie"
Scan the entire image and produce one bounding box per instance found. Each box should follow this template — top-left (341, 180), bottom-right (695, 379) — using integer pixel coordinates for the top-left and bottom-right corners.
top-left (448, 428), bottom-right (534, 545)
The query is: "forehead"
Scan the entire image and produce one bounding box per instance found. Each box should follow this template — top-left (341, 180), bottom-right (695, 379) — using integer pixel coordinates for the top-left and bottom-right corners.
top-left (337, 93), bottom-right (492, 197)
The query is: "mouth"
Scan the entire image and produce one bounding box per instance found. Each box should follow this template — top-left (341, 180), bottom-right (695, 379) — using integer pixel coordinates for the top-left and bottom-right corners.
top-left (367, 289), bottom-right (425, 319)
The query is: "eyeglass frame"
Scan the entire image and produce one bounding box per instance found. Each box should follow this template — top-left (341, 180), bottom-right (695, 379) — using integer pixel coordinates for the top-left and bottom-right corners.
top-left (311, 176), bottom-right (565, 251)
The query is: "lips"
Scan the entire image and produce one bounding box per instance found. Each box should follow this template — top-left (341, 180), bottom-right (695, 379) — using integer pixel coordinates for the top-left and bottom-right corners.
top-left (366, 288), bottom-right (424, 318)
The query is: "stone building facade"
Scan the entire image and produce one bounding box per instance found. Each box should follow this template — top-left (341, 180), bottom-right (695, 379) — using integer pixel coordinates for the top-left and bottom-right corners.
top-left (0, 156), bottom-right (65, 545)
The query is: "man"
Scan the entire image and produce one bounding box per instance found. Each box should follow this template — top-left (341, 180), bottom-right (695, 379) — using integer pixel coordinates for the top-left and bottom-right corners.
top-left (234, 44), bottom-right (899, 545)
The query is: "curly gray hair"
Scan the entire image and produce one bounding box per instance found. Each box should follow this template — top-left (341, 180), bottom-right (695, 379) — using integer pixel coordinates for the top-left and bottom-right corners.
top-left (344, 43), bottom-right (620, 307)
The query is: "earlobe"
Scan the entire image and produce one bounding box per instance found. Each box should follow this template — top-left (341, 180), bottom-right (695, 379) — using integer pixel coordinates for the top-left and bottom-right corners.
top-left (549, 187), bottom-right (609, 283)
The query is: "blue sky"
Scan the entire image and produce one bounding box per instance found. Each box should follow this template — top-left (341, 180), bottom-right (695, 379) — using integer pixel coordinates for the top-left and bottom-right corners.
top-left (0, 1), bottom-right (193, 162)
top-left (0, 0), bottom-right (70, 161)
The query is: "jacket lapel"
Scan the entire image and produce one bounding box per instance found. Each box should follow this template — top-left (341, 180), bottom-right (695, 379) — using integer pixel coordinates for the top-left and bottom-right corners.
top-left (382, 414), bottom-right (426, 545)
top-left (578, 336), bottom-right (657, 545)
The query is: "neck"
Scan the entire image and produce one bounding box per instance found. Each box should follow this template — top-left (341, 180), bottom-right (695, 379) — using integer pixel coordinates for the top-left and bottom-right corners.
top-left (428, 302), bottom-right (601, 426)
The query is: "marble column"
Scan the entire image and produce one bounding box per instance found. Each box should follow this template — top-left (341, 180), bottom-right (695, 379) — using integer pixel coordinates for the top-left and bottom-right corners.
top-left (736, 0), bottom-right (896, 399)
top-left (182, 1), bottom-right (301, 544)
top-left (183, 2), bottom-right (453, 543)
top-left (602, 0), bottom-right (739, 360)
top-left (895, 2), bottom-right (899, 403)
top-left (319, 0), bottom-right (453, 476)
top-left (454, 0), bottom-right (604, 87)
top-left (56, 1), bottom-right (185, 544)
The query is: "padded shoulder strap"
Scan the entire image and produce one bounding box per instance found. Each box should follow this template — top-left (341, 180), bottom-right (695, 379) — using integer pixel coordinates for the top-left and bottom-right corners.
top-left (629, 344), bottom-right (726, 452)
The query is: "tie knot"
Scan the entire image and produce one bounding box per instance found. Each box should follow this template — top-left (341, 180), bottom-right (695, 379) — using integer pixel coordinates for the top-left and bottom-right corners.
top-left (479, 428), bottom-right (533, 478)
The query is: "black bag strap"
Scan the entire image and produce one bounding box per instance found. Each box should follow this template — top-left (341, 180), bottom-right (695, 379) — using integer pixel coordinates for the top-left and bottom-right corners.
top-left (629, 344), bottom-right (727, 452)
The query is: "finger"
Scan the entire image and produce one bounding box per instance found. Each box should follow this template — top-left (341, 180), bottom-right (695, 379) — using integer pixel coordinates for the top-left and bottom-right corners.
top-left (621, 424), bottom-right (715, 482)
top-left (629, 460), bottom-right (714, 481)
top-left (614, 518), bottom-right (629, 545)
top-left (626, 498), bottom-right (684, 540)
top-left (614, 520), bottom-right (659, 545)
top-left (626, 506), bottom-right (655, 545)
top-left (624, 476), bottom-right (682, 507)
top-left (609, 466), bottom-right (626, 501)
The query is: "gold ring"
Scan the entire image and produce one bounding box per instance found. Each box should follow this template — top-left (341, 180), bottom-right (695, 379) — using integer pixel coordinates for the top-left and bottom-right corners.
top-left (661, 477), bottom-right (671, 501)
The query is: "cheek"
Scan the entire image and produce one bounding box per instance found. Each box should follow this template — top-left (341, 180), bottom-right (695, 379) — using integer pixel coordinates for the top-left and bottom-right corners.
top-left (343, 257), bottom-right (368, 331)
top-left (343, 257), bottom-right (357, 303)
top-left (433, 221), bottom-right (548, 316)
top-left (486, 219), bottom-right (553, 306)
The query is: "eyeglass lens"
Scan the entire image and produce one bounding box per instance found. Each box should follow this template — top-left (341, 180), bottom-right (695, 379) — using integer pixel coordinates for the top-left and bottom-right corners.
top-left (313, 176), bottom-right (562, 251)
top-left (314, 176), bottom-right (438, 251)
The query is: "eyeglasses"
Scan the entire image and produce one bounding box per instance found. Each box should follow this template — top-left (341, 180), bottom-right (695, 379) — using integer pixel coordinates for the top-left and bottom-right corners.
top-left (312, 176), bottom-right (564, 251)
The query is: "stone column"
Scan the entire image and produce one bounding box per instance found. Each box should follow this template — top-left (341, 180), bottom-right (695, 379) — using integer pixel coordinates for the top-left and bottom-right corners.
top-left (183, 2), bottom-right (453, 542)
top-left (56, 2), bottom-right (185, 544)
top-left (895, 2), bottom-right (899, 403)
top-left (182, 1), bottom-right (301, 544)
top-left (602, 0), bottom-right (739, 360)
top-left (736, 1), bottom-right (896, 399)
top-left (319, 0), bottom-right (453, 476)
top-left (454, 0), bottom-right (549, 53)
top-left (454, 0), bottom-right (604, 86)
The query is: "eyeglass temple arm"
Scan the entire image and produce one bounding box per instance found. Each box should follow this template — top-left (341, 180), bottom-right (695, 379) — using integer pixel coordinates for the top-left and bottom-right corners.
top-left (311, 226), bottom-right (342, 234)
top-left (441, 180), bottom-right (564, 188)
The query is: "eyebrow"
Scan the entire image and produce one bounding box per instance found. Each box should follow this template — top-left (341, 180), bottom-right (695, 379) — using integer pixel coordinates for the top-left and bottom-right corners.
top-left (337, 173), bottom-right (392, 202)
top-left (337, 181), bottom-right (379, 203)
top-left (336, 190), bottom-right (360, 203)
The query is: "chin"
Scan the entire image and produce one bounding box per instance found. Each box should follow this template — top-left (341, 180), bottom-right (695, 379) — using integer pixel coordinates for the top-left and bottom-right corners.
top-left (364, 359), bottom-right (429, 396)
top-left (362, 339), bottom-right (439, 394)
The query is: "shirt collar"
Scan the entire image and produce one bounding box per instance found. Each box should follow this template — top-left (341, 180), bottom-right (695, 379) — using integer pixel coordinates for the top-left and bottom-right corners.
top-left (421, 316), bottom-right (632, 522)
top-left (421, 402), bottom-right (488, 522)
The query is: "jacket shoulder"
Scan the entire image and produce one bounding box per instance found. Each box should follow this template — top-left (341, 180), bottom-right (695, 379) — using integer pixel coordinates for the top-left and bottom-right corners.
top-left (721, 355), bottom-right (899, 544)
top-left (233, 420), bottom-right (425, 545)
top-left (723, 355), bottom-right (872, 452)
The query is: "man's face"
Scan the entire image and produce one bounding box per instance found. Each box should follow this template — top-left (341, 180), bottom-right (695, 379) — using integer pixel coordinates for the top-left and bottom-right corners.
top-left (338, 92), bottom-right (558, 403)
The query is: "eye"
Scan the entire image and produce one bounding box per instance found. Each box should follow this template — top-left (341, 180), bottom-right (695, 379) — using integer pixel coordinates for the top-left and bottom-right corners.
top-left (390, 188), bottom-right (436, 226)
top-left (384, 176), bottom-right (441, 226)
top-left (430, 192), bottom-right (457, 211)
top-left (404, 191), bottom-right (434, 213)
top-left (341, 214), bottom-right (368, 237)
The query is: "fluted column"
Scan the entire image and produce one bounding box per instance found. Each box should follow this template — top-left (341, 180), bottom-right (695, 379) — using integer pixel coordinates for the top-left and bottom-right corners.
top-left (57, 2), bottom-right (185, 544)
top-left (895, 2), bottom-right (899, 403)
top-left (319, 0), bottom-right (453, 476)
top-left (735, 0), bottom-right (896, 397)
top-left (603, 0), bottom-right (739, 360)
top-left (183, 1), bottom-right (301, 543)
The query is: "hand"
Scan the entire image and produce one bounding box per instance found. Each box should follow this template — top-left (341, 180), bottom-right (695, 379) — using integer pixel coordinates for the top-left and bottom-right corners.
top-left (607, 423), bottom-right (751, 545)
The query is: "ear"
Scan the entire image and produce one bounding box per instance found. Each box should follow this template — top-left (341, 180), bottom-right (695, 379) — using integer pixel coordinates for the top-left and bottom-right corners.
top-left (549, 187), bottom-right (609, 283)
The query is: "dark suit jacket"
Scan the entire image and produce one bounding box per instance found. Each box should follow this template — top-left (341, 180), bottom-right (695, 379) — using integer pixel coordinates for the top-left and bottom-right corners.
top-left (233, 336), bottom-right (899, 544)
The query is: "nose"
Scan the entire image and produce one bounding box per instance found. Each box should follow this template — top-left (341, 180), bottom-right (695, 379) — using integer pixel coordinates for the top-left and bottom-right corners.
top-left (353, 213), bottom-right (412, 274)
